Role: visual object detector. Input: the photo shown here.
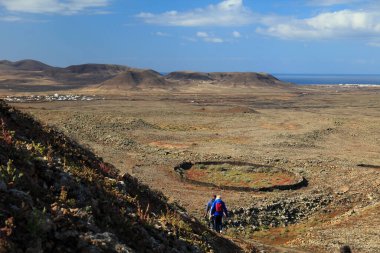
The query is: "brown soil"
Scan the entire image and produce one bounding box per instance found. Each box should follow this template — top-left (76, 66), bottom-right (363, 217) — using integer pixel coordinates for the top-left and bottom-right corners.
top-left (182, 163), bottom-right (299, 189)
top-left (3, 84), bottom-right (380, 253)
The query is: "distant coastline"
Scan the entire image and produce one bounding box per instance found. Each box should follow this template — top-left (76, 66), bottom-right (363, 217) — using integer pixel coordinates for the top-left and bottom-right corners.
top-left (273, 74), bottom-right (380, 85)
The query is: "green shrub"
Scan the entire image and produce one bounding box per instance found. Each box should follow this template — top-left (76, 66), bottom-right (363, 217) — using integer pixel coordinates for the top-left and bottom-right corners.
top-left (0, 160), bottom-right (23, 187)
top-left (27, 208), bottom-right (47, 239)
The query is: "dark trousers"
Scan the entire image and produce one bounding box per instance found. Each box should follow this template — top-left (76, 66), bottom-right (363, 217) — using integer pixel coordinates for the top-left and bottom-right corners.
top-left (214, 215), bottom-right (223, 232)
top-left (208, 216), bottom-right (215, 229)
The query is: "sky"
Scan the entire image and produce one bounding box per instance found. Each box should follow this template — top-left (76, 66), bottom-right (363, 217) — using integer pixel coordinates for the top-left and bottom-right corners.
top-left (1, 0), bottom-right (380, 74)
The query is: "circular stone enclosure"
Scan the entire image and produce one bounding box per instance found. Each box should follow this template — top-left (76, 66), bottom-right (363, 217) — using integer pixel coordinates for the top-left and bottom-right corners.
top-left (174, 161), bottom-right (307, 192)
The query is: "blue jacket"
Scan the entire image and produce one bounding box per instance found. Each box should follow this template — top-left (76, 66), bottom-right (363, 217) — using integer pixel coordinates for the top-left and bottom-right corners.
top-left (211, 199), bottom-right (228, 217)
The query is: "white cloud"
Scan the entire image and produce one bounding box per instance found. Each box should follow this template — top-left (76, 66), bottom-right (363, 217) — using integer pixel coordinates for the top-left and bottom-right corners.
top-left (232, 31), bottom-right (241, 37)
top-left (136, 0), bottom-right (380, 45)
top-left (137, 0), bottom-right (254, 27)
top-left (258, 10), bottom-right (380, 40)
top-left (204, 37), bottom-right (224, 43)
top-left (308, 0), bottom-right (364, 6)
top-left (0, 0), bottom-right (110, 14)
top-left (196, 32), bottom-right (209, 38)
top-left (368, 41), bottom-right (380, 47)
top-left (92, 10), bottom-right (112, 15)
top-left (0, 15), bottom-right (22, 22)
top-left (155, 31), bottom-right (170, 37)
top-left (196, 31), bottom-right (224, 43)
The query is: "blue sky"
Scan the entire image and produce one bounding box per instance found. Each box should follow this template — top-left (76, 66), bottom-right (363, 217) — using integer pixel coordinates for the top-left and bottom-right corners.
top-left (1, 0), bottom-right (380, 74)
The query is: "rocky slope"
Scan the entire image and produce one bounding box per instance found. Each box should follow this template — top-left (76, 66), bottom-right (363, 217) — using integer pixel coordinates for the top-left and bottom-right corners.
top-left (64, 63), bottom-right (129, 75)
top-left (165, 71), bottom-right (289, 87)
top-left (165, 72), bottom-right (213, 82)
top-left (0, 100), bottom-right (245, 253)
top-left (97, 69), bottom-right (171, 91)
top-left (44, 63), bottom-right (130, 85)
top-left (0, 60), bottom-right (55, 72)
top-left (0, 60), bottom-right (130, 89)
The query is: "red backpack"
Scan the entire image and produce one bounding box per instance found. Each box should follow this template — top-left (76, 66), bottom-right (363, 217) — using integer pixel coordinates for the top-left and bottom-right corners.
top-left (215, 202), bottom-right (223, 212)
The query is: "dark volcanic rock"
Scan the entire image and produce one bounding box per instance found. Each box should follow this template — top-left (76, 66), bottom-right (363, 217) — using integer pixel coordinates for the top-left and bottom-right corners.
top-left (65, 64), bottom-right (129, 74)
top-left (209, 72), bottom-right (281, 86)
top-left (228, 194), bottom-right (333, 229)
top-left (165, 71), bottom-right (213, 81)
top-left (166, 71), bottom-right (290, 87)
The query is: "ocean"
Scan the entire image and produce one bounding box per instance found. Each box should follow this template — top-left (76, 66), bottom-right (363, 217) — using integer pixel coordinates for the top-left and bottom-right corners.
top-left (273, 74), bottom-right (380, 86)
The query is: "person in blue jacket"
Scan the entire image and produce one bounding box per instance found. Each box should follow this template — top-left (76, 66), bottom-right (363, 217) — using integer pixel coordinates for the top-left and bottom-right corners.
top-left (210, 195), bottom-right (228, 233)
top-left (204, 194), bottom-right (216, 228)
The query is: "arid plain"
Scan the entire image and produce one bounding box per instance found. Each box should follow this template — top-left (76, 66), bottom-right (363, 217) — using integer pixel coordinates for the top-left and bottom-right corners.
top-left (1, 61), bottom-right (380, 252)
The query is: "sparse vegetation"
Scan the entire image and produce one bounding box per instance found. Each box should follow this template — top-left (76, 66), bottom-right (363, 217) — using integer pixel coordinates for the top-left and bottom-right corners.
top-left (137, 202), bottom-right (150, 222)
top-left (186, 162), bottom-right (297, 188)
top-left (31, 141), bottom-right (46, 156)
top-left (27, 208), bottom-right (47, 239)
top-left (0, 101), bottom-right (242, 253)
top-left (1, 118), bottom-right (14, 145)
top-left (0, 160), bottom-right (23, 187)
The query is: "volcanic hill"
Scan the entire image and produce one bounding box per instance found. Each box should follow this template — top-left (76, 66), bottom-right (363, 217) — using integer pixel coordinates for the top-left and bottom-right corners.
top-left (0, 59), bottom-right (292, 93)
top-left (0, 60), bottom-right (55, 72)
top-left (96, 69), bottom-right (171, 91)
top-left (0, 60), bottom-right (130, 91)
top-left (165, 71), bottom-right (288, 87)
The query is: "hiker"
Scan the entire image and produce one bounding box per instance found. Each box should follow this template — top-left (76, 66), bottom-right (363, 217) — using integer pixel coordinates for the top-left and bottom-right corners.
top-left (210, 195), bottom-right (228, 233)
top-left (204, 194), bottom-right (216, 229)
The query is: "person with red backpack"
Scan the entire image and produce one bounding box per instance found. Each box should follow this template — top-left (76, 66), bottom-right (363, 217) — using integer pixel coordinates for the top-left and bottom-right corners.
top-left (210, 195), bottom-right (228, 233)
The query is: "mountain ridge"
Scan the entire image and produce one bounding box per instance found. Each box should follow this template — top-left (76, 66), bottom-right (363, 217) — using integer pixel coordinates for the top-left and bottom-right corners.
top-left (97, 69), bottom-right (172, 91)
top-left (0, 59), bottom-right (55, 71)
top-left (0, 59), bottom-right (292, 92)
top-left (165, 71), bottom-right (287, 87)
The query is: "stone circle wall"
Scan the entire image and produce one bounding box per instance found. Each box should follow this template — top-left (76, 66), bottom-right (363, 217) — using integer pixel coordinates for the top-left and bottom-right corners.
top-left (174, 161), bottom-right (308, 192)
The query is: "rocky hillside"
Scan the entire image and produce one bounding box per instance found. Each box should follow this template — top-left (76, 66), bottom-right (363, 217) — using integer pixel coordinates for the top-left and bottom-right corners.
top-left (0, 100), bottom-right (244, 253)
top-left (165, 71), bottom-right (289, 87)
top-left (0, 60), bottom-right (130, 89)
top-left (0, 60), bottom-right (55, 72)
top-left (97, 69), bottom-right (171, 91)
top-left (64, 63), bottom-right (129, 75)
top-left (165, 72), bottom-right (213, 82)
top-left (44, 63), bottom-right (130, 85)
